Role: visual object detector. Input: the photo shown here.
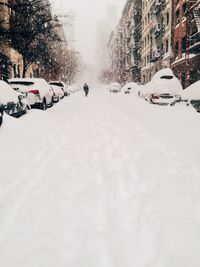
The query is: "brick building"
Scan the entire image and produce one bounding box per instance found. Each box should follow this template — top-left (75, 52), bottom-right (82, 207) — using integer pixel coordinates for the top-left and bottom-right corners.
top-left (107, 0), bottom-right (141, 84)
top-left (172, 0), bottom-right (200, 88)
top-left (141, 0), bottom-right (173, 84)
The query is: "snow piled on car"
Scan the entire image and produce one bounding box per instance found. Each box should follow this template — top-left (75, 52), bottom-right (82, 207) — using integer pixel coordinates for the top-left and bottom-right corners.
top-left (139, 68), bottom-right (183, 96)
top-left (0, 80), bottom-right (19, 104)
top-left (181, 80), bottom-right (200, 100)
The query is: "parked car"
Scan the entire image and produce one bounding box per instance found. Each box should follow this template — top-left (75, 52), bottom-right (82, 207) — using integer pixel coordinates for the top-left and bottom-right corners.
top-left (139, 68), bottom-right (182, 105)
top-left (50, 85), bottom-right (65, 103)
top-left (109, 82), bottom-right (121, 93)
top-left (121, 82), bottom-right (140, 94)
top-left (180, 80), bottom-right (200, 112)
top-left (9, 78), bottom-right (53, 110)
top-left (49, 81), bottom-right (69, 96)
top-left (0, 80), bottom-right (28, 126)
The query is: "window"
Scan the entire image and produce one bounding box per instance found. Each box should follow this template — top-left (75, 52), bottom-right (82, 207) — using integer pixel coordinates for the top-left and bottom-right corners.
top-left (160, 75), bottom-right (173, 80)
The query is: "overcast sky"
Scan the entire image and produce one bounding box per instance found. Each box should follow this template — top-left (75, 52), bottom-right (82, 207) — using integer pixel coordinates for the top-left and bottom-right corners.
top-left (52, 0), bottom-right (126, 64)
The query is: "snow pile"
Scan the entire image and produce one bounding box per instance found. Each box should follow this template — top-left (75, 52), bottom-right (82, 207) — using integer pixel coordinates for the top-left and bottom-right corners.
top-left (181, 80), bottom-right (200, 100)
top-left (0, 89), bottom-right (200, 267)
top-left (0, 80), bottom-right (19, 104)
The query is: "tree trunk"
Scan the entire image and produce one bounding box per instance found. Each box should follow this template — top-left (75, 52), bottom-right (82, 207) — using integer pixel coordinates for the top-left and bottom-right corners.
top-left (22, 57), bottom-right (27, 78)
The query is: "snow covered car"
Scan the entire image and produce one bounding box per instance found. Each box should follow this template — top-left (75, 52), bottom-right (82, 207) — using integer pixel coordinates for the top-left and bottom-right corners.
top-left (180, 81), bottom-right (200, 112)
top-left (0, 80), bottom-right (29, 125)
top-left (50, 85), bottom-right (65, 103)
top-left (109, 82), bottom-right (121, 93)
top-left (140, 68), bottom-right (182, 105)
top-left (9, 78), bottom-right (53, 110)
top-left (121, 82), bottom-right (140, 94)
top-left (49, 81), bottom-right (69, 96)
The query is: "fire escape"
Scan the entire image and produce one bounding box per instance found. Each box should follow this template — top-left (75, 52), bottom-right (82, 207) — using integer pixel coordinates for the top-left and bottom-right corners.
top-left (150, 0), bottom-right (165, 66)
top-left (131, 0), bottom-right (142, 82)
top-left (188, 1), bottom-right (200, 54)
top-left (185, 0), bottom-right (200, 84)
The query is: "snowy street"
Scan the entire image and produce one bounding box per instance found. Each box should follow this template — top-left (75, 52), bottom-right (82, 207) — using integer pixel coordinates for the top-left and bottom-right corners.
top-left (0, 88), bottom-right (200, 266)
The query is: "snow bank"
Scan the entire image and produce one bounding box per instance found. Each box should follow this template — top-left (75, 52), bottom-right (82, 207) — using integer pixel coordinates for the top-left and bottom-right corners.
top-left (181, 81), bottom-right (200, 100)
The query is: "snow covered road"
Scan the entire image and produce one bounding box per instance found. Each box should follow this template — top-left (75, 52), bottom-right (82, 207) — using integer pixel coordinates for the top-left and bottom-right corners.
top-left (0, 88), bottom-right (200, 267)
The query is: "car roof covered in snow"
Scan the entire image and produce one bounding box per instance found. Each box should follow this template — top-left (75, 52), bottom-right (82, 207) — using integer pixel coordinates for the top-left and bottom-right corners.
top-left (142, 68), bottom-right (182, 94)
top-left (9, 78), bottom-right (46, 82)
top-left (9, 78), bottom-right (49, 87)
top-left (50, 84), bottom-right (63, 92)
top-left (9, 78), bottom-right (51, 94)
top-left (152, 68), bottom-right (175, 80)
top-left (110, 82), bottom-right (120, 87)
top-left (0, 80), bottom-right (19, 104)
top-left (122, 82), bottom-right (139, 89)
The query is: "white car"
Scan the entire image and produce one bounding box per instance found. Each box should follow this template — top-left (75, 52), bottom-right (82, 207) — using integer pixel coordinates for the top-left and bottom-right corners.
top-left (0, 80), bottom-right (28, 126)
top-left (9, 78), bottom-right (53, 110)
top-left (121, 82), bottom-right (140, 94)
top-left (50, 85), bottom-right (65, 103)
top-left (50, 81), bottom-right (69, 96)
top-left (109, 82), bottom-right (121, 93)
top-left (139, 68), bottom-right (183, 105)
top-left (180, 80), bottom-right (200, 112)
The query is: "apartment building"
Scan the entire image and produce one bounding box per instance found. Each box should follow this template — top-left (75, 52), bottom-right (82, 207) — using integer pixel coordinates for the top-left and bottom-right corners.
top-left (107, 0), bottom-right (141, 84)
top-left (0, 0), bottom-right (35, 79)
top-left (171, 0), bottom-right (200, 88)
top-left (141, 0), bottom-right (173, 84)
top-left (0, 0), bottom-right (10, 79)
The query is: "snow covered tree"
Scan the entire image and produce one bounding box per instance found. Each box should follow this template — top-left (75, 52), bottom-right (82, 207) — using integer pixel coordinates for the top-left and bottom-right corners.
top-left (8, 0), bottom-right (60, 77)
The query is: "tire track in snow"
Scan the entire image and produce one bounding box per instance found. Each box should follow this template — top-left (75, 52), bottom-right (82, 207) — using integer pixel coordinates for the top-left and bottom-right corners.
top-left (0, 111), bottom-right (81, 245)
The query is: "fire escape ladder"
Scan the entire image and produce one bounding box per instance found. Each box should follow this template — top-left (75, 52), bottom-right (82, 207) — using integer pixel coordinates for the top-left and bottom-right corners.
top-left (193, 7), bottom-right (200, 33)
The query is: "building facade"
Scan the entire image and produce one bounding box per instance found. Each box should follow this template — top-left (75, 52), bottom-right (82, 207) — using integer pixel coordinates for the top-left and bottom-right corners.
top-left (107, 0), bottom-right (142, 84)
top-left (0, 0), bottom-right (11, 79)
top-left (107, 0), bottom-right (200, 87)
top-left (171, 0), bottom-right (200, 88)
top-left (0, 0), bottom-right (35, 80)
top-left (141, 0), bottom-right (173, 84)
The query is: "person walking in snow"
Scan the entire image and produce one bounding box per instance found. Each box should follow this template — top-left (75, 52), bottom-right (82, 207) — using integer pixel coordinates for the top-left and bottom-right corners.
top-left (83, 83), bottom-right (89, 97)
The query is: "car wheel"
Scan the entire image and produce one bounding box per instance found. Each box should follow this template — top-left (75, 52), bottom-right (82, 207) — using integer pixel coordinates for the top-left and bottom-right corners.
top-left (41, 99), bottom-right (47, 110)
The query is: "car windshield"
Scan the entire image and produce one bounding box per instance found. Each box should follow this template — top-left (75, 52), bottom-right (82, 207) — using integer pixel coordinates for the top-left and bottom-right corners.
top-left (160, 75), bottom-right (174, 80)
top-left (50, 82), bottom-right (63, 87)
top-left (10, 81), bottom-right (34, 86)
